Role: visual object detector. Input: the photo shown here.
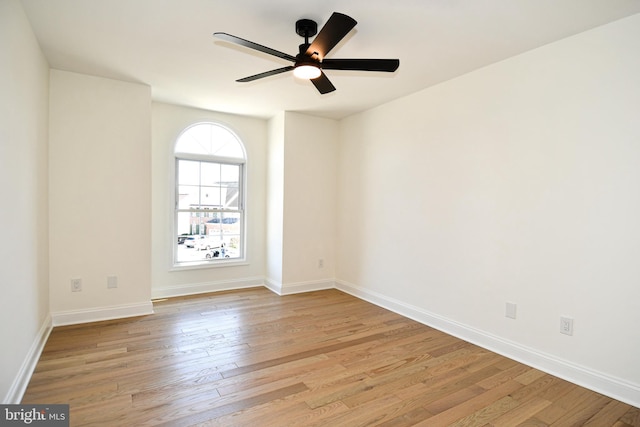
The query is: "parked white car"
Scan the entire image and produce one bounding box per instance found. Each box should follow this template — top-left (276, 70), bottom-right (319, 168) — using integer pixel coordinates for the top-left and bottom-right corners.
top-left (185, 235), bottom-right (219, 250)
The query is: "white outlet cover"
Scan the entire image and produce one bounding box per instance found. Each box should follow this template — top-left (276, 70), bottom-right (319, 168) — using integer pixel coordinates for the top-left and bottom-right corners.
top-left (505, 302), bottom-right (517, 319)
top-left (71, 278), bottom-right (82, 292)
top-left (560, 316), bottom-right (574, 336)
top-left (107, 275), bottom-right (118, 289)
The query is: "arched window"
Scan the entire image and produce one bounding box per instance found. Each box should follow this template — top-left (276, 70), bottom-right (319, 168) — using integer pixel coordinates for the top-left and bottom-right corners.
top-left (174, 123), bottom-right (246, 265)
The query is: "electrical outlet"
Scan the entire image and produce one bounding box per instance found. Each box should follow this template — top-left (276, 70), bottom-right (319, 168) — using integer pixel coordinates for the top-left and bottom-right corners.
top-left (107, 275), bottom-right (118, 289)
top-left (318, 259), bottom-right (324, 268)
top-left (71, 278), bottom-right (82, 292)
top-left (560, 316), bottom-right (574, 336)
top-left (505, 302), bottom-right (517, 319)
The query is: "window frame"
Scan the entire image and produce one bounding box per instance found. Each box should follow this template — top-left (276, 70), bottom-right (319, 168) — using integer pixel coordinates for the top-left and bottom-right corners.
top-left (172, 123), bottom-right (247, 269)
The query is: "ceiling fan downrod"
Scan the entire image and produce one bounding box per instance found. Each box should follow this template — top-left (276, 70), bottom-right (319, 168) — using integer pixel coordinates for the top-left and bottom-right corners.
top-left (294, 18), bottom-right (321, 78)
top-left (296, 18), bottom-right (318, 52)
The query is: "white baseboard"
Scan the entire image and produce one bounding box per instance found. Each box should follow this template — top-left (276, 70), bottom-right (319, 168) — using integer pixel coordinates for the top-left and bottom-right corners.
top-left (151, 277), bottom-right (264, 299)
top-left (335, 279), bottom-right (640, 408)
top-left (3, 314), bottom-right (52, 404)
top-left (264, 278), bottom-right (335, 296)
top-left (51, 301), bottom-right (154, 327)
top-left (263, 277), bottom-right (282, 295)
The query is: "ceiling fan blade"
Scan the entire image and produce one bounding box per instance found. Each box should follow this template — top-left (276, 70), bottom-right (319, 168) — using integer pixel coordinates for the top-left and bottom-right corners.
top-left (305, 12), bottom-right (357, 60)
top-left (310, 71), bottom-right (336, 94)
top-left (237, 66), bottom-right (295, 82)
top-left (214, 32), bottom-right (297, 62)
top-left (321, 58), bottom-right (400, 72)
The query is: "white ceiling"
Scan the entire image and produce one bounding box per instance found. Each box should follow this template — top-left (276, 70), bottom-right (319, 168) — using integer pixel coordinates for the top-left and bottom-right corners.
top-left (20, 0), bottom-right (640, 120)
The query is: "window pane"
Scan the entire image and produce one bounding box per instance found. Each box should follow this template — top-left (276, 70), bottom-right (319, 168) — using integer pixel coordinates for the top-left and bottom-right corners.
top-left (176, 210), bottom-right (242, 263)
top-left (205, 213), bottom-right (222, 235)
top-left (175, 123), bottom-right (244, 159)
top-left (221, 164), bottom-right (240, 209)
top-left (200, 186), bottom-right (221, 208)
top-left (177, 212), bottom-right (192, 237)
top-left (210, 212), bottom-right (241, 258)
top-left (222, 187), bottom-right (238, 209)
top-left (178, 160), bottom-right (199, 185)
top-left (220, 164), bottom-right (239, 182)
top-left (200, 162), bottom-right (220, 186)
top-left (177, 185), bottom-right (199, 209)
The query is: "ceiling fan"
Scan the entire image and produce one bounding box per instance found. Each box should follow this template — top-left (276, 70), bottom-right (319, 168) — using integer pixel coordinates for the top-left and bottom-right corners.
top-left (213, 12), bottom-right (399, 94)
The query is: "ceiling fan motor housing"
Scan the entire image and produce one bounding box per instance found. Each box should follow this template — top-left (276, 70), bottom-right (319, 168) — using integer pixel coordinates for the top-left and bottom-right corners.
top-left (295, 19), bottom-right (317, 38)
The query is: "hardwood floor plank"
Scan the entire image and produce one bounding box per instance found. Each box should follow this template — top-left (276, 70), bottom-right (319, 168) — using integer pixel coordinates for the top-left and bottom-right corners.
top-left (583, 400), bottom-right (634, 426)
top-left (476, 364), bottom-right (532, 390)
top-left (551, 394), bottom-right (612, 426)
top-left (375, 407), bottom-right (435, 427)
top-left (220, 332), bottom-right (387, 377)
top-left (621, 407), bottom-right (640, 425)
top-left (489, 397), bottom-right (553, 427)
top-left (536, 385), bottom-right (605, 424)
top-left (508, 373), bottom-right (561, 402)
top-left (305, 393), bottom-right (407, 427)
top-left (22, 381), bottom-right (120, 406)
top-left (214, 354), bottom-right (336, 396)
top-left (414, 380), bottom-right (524, 426)
top-left (423, 384), bottom-right (486, 414)
top-left (153, 382), bottom-right (310, 427)
top-left (449, 395), bottom-right (522, 426)
top-left (21, 288), bottom-right (639, 426)
top-left (514, 368), bottom-right (548, 386)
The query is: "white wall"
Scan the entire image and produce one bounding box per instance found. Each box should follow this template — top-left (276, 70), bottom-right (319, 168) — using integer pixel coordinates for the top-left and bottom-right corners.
top-left (337, 14), bottom-right (640, 405)
top-left (0, 0), bottom-right (50, 403)
top-left (282, 112), bottom-right (338, 291)
top-left (265, 112), bottom-right (338, 294)
top-left (266, 113), bottom-right (285, 287)
top-left (151, 102), bottom-right (267, 297)
top-left (49, 70), bottom-right (152, 323)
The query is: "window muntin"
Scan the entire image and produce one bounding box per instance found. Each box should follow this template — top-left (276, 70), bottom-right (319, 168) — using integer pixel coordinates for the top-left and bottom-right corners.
top-left (174, 123), bottom-right (245, 266)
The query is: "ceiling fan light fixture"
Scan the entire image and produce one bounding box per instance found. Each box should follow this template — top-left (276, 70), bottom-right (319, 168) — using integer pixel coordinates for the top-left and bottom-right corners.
top-left (293, 64), bottom-right (321, 80)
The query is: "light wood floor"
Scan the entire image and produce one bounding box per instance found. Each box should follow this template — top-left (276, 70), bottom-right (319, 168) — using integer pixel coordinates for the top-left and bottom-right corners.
top-left (23, 288), bottom-right (639, 426)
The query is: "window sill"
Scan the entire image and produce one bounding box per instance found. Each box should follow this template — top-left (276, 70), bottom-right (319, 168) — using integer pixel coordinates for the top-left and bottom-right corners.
top-left (170, 259), bottom-right (249, 272)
